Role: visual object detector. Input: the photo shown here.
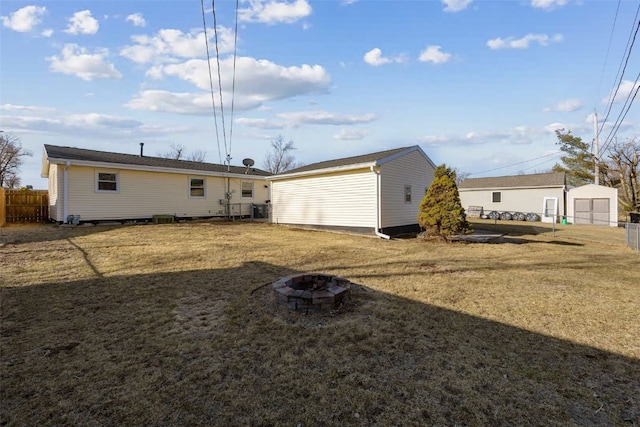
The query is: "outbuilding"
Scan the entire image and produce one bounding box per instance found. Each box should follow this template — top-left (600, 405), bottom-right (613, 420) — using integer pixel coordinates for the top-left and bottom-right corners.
top-left (41, 144), bottom-right (271, 223)
top-left (458, 172), bottom-right (567, 222)
top-left (268, 146), bottom-right (436, 237)
top-left (566, 184), bottom-right (618, 226)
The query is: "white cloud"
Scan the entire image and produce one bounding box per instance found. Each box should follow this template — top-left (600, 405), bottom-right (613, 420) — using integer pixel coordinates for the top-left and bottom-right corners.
top-left (41, 28), bottom-right (53, 37)
top-left (342, 0), bottom-right (358, 4)
top-left (146, 57), bottom-right (330, 110)
top-left (487, 33), bottom-right (563, 49)
top-left (442, 0), bottom-right (472, 12)
top-left (235, 111), bottom-right (376, 129)
top-left (2, 112), bottom-right (189, 139)
top-left (1, 5), bottom-right (46, 32)
top-left (126, 13), bottom-right (146, 27)
top-left (545, 98), bottom-right (582, 112)
top-left (602, 80), bottom-right (640, 104)
top-left (120, 27), bottom-right (234, 64)
top-left (239, 0), bottom-right (312, 24)
top-left (418, 45), bottom-right (452, 64)
top-left (47, 44), bottom-right (122, 81)
top-left (363, 48), bottom-right (406, 66)
top-left (0, 104), bottom-right (56, 113)
top-left (531, 0), bottom-right (568, 11)
top-left (419, 126), bottom-right (537, 147)
top-left (277, 111), bottom-right (376, 127)
top-left (333, 128), bottom-right (370, 141)
top-left (64, 10), bottom-right (99, 35)
top-left (235, 117), bottom-right (285, 129)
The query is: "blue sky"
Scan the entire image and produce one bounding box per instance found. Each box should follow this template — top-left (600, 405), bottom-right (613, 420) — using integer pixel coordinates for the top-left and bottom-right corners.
top-left (1, 0), bottom-right (638, 188)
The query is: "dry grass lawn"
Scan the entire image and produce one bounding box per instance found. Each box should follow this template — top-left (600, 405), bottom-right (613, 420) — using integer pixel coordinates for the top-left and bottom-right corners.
top-left (1, 220), bottom-right (639, 426)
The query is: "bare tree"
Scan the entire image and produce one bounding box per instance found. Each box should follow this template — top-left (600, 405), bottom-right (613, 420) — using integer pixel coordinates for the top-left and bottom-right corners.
top-left (452, 168), bottom-right (470, 186)
top-left (607, 138), bottom-right (640, 213)
top-left (0, 132), bottom-right (32, 188)
top-left (263, 135), bottom-right (301, 174)
top-left (158, 144), bottom-right (206, 162)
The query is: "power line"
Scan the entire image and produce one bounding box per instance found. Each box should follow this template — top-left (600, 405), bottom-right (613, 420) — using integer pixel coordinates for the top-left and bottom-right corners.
top-left (595, 0), bottom-right (621, 105)
top-left (228, 0), bottom-right (240, 159)
top-left (200, 0), bottom-right (223, 165)
top-left (600, 71), bottom-right (640, 154)
top-left (211, 0), bottom-right (229, 166)
top-left (597, 4), bottom-right (640, 138)
top-left (467, 151), bottom-right (560, 177)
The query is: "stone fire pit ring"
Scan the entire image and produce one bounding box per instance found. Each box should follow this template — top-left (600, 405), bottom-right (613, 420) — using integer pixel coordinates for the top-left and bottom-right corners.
top-left (272, 273), bottom-right (351, 312)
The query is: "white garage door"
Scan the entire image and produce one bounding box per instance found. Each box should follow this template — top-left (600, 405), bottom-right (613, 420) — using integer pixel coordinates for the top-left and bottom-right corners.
top-left (574, 198), bottom-right (609, 226)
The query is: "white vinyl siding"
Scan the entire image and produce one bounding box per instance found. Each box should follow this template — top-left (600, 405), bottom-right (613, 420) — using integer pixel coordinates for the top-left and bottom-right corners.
top-left (459, 187), bottom-right (565, 216)
top-left (48, 164), bottom-right (63, 221)
top-left (379, 150), bottom-right (435, 228)
top-left (63, 165), bottom-right (269, 221)
top-left (566, 184), bottom-right (618, 227)
top-left (271, 169), bottom-right (376, 228)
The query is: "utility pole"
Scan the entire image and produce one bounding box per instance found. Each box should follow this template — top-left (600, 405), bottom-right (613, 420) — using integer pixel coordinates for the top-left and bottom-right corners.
top-left (593, 110), bottom-right (599, 185)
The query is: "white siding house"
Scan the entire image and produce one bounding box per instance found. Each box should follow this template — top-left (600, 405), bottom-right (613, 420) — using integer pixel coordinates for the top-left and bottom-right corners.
top-left (567, 184), bottom-right (618, 226)
top-left (459, 172), bottom-right (567, 222)
top-left (268, 146), bottom-right (436, 237)
top-left (41, 145), bottom-right (271, 223)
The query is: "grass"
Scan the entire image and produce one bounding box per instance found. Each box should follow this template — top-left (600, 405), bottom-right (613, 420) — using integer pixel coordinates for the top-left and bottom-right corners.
top-left (1, 221), bottom-right (639, 426)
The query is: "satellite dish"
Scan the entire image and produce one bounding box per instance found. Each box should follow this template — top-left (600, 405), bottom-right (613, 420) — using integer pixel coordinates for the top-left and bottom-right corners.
top-left (242, 158), bottom-right (255, 167)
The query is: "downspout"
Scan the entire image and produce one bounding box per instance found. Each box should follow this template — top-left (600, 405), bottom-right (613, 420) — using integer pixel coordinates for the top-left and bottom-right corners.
top-left (63, 161), bottom-right (70, 223)
top-left (371, 165), bottom-right (391, 239)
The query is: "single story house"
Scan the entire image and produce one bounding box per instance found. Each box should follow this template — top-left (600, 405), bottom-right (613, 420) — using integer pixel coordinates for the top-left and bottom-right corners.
top-left (267, 145), bottom-right (436, 237)
top-left (567, 184), bottom-right (618, 226)
top-left (458, 172), bottom-right (567, 223)
top-left (41, 144), bottom-right (271, 223)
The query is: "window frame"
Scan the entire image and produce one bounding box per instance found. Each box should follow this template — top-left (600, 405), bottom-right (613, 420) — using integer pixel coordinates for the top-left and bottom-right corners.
top-left (189, 177), bottom-right (206, 198)
top-left (404, 185), bottom-right (412, 204)
top-left (241, 181), bottom-right (254, 199)
top-left (492, 191), bottom-right (502, 203)
top-left (95, 171), bottom-right (119, 193)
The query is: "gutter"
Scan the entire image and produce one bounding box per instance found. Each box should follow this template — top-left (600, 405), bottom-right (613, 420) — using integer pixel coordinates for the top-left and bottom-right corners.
top-left (370, 165), bottom-right (390, 239)
top-left (63, 161), bottom-right (70, 223)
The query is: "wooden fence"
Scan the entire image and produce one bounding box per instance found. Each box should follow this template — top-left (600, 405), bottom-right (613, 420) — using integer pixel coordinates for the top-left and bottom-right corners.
top-left (2, 188), bottom-right (49, 224)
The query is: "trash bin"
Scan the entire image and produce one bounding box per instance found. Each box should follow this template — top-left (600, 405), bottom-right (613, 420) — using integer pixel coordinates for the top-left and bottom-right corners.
top-left (630, 212), bottom-right (640, 224)
top-left (561, 217), bottom-right (568, 225)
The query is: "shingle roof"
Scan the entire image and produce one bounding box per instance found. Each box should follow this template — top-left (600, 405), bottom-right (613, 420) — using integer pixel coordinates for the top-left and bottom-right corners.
top-left (459, 172), bottom-right (566, 189)
top-left (281, 146), bottom-right (414, 174)
top-left (44, 145), bottom-right (272, 177)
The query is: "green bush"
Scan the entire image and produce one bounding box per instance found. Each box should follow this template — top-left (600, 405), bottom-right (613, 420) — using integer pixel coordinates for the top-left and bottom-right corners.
top-left (418, 164), bottom-right (470, 239)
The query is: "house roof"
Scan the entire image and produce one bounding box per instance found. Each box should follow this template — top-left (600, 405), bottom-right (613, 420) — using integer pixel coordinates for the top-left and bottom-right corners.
top-left (459, 172), bottom-right (566, 189)
top-left (269, 145), bottom-right (435, 179)
top-left (43, 145), bottom-right (272, 177)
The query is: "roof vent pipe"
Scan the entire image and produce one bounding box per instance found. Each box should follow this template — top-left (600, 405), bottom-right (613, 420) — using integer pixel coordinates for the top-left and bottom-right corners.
top-left (139, 142), bottom-right (144, 157)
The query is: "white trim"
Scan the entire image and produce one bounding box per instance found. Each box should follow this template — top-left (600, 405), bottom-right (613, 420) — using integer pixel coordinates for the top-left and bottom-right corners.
top-left (46, 157), bottom-right (269, 180)
top-left (241, 181), bottom-right (254, 199)
top-left (188, 176), bottom-right (206, 198)
top-left (63, 161), bottom-right (70, 223)
top-left (95, 170), bottom-right (119, 193)
top-left (371, 165), bottom-right (390, 239)
top-left (377, 145), bottom-right (437, 169)
top-left (267, 162), bottom-right (376, 180)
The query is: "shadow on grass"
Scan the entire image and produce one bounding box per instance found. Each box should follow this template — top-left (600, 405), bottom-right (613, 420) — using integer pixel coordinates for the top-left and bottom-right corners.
top-left (1, 262), bottom-right (638, 426)
top-left (0, 223), bottom-right (128, 246)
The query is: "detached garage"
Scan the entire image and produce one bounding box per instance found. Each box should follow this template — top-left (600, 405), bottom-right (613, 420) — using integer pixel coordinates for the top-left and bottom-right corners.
top-left (567, 184), bottom-right (618, 227)
top-left (268, 146), bottom-right (436, 237)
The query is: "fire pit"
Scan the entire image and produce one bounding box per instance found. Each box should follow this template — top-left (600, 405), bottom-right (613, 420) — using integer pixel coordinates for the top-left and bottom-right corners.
top-left (272, 273), bottom-right (351, 312)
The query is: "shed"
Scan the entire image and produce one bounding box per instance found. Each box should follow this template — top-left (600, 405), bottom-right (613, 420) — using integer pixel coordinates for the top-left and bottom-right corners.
top-left (566, 184), bottom-right (618, 226)
top-left (459, 172), bottom-right (567, 222)
top-left (267, 146), bottom-right (436, 237)
top-left (41, 145), bottom-right (271, 223)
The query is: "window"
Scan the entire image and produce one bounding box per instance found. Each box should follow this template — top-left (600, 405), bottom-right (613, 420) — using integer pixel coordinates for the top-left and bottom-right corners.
top-left (96, 172), bottom-right (118, 192)
top-left (492, 191), bottom-right (502, 203)
top-left (241, 181), bottom-right (253, 198)
top-left (190, 178), bottom-right (205, 197)
top-left (404, 185), bottom-right (412, 203)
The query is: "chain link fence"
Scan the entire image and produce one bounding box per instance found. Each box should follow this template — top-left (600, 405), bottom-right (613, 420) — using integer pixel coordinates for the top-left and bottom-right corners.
top-left (626, 223), bottom-right (640, 252)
